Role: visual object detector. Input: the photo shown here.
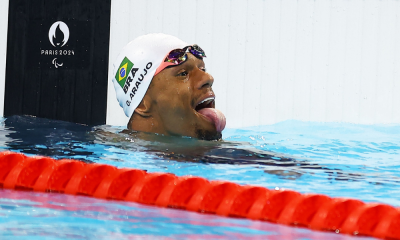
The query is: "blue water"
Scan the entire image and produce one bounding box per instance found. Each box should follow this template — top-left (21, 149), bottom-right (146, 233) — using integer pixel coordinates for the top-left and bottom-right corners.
top-left (2, 116), bottom-right (398, 239)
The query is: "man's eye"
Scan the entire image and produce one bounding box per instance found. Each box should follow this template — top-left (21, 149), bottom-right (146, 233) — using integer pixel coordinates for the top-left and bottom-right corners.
top-left (177, 71), bottom-right (188, 76)
top-left (200, 68), bottom-right (206, 72)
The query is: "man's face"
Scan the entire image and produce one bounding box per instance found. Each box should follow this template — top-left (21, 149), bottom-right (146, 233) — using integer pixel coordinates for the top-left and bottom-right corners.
top-left (143, 53), bottom-right (225, 140)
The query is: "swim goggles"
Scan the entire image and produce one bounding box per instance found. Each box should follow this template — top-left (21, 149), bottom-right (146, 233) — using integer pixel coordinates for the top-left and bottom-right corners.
top-left (154, 45), bottom-right (206, 75)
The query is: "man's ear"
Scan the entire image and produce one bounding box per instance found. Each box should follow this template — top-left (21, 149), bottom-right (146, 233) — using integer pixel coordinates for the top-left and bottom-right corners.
top-left (134, 96), bottom-right (152, 117)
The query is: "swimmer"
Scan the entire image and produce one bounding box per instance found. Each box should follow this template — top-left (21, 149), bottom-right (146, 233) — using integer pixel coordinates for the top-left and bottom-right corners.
top-left (111, 34), bottom-right (226, 141)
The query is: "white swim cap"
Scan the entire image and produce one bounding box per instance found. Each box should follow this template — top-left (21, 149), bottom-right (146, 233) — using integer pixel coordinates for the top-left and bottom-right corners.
top-left (111, 33), bottom-right (188, 118)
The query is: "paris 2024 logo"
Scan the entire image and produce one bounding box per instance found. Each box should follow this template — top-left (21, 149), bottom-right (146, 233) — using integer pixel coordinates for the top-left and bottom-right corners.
top-left (48, 21), bottom-right (69, 47)
top-left (41, 21), bottom-right (75, 68)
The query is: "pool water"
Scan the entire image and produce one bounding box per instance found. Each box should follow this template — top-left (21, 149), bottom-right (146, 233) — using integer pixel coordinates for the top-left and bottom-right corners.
top-left (1, 115), bottom-right (398, 239)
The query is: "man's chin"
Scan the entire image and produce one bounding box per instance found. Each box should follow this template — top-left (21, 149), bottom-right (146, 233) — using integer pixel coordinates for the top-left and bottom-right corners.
top-left (195, 129), bottom-right (222, 141)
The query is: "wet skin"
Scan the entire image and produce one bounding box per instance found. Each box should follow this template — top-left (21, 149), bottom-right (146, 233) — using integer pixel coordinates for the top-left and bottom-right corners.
top-left (128, 53), bottom-right (221, 140)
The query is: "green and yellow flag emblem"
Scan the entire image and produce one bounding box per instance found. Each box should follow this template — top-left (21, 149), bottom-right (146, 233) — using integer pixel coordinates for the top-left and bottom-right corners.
top-left (115, 57), bottom-right (134, 89)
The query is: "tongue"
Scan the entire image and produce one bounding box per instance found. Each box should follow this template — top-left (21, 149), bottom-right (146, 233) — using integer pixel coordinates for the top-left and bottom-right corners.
top-left (198, 108), bottom-right (226, 132)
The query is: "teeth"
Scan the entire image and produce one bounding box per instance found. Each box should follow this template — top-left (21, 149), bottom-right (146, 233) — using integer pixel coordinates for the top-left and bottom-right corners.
top-left (197, 97), bottom-right (215, 106)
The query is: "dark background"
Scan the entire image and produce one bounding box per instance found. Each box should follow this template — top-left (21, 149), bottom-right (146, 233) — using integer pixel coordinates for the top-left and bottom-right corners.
top-left (4, 0), bottom-right (111, 125)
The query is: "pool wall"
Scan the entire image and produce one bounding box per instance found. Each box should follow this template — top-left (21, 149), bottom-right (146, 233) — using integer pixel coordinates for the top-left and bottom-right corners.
top-left (0, 0), bottom-right (399, 128)
top-left (105, 0), bottom-right (400, 128)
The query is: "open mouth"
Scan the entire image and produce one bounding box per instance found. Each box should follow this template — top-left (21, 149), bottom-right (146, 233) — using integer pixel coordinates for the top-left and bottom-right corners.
top-left (193, 96), bottom-right (226, 133)
top-left (195, 97), bottom-right (215, 112)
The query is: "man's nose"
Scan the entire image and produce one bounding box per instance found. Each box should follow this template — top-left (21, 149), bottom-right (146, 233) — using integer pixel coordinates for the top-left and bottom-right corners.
top-left (195, 69), bottom-right (214, 89)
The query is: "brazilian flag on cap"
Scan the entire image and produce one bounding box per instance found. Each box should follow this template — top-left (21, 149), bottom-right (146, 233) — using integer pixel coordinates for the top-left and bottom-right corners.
top-left (116, 57), bottom-right (134, 89)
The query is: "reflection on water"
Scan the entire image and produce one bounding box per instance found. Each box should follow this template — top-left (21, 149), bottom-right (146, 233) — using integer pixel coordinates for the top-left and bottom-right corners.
top-left (2, 115), bottom-right (360, 182)
top-left (3, 115), bottom-right (95, 162)
top-left (3, 115), bottom-right (306, 164)
top-left (1, 115), bottom-right (400, 206)
top-left (0, 115), bottom-right (398, 238)
top-left (0, 189), bottom-right (372, 240)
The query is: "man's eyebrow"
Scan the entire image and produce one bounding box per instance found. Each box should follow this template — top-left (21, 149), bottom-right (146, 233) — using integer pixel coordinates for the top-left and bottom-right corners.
top-left (171, 60), bottom-right (194, 71)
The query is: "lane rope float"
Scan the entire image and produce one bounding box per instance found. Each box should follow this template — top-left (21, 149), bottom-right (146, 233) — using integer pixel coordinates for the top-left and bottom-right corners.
top-left (0, 151), bottom-right (398, 239)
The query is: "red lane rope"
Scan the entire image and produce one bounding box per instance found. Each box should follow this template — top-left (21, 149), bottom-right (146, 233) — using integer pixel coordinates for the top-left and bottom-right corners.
top-left (0, 151), bottom-right (398, 239)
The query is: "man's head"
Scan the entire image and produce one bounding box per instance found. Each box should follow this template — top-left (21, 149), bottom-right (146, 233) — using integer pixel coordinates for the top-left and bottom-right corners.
top-left (112, 34), bottom-right (226, 140)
